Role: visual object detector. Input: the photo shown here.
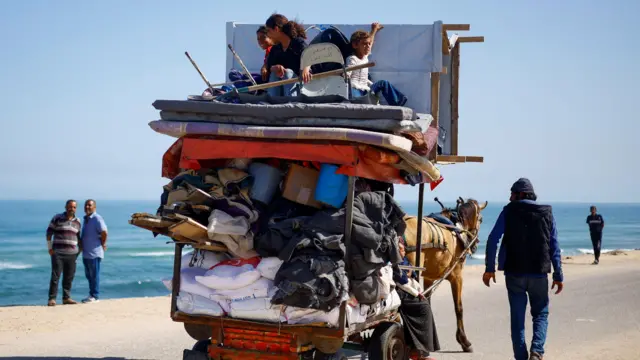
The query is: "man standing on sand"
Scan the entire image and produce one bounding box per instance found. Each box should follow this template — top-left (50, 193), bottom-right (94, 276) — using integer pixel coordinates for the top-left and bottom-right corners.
top-left (586, 205), bottom-right (604, 265)
top-left (482, 178), bottom-right (564, 360)
top-left (47, 200), bottom-right (82, 306)
top-left (80, 199), bottom-right (108, 303)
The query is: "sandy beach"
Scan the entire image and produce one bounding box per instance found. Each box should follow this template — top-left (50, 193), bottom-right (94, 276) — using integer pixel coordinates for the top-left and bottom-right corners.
top-left (1, 251), bottom-right (639, 360)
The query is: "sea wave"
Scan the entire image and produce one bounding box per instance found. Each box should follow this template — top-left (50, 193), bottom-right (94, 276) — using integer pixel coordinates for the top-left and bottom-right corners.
top-left (576, 248), bottom-right (634, 255)
top-left (0, 262), bottom-right (34, 270)
top-left (129, 251), bottom-right (174, 257)
top-left (469, 254), bottom-right (486, 260)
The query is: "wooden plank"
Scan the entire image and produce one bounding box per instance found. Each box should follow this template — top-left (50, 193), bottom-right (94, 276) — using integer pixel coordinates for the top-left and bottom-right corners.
top-left (436, 155), bottom-right (484, 163)
top-left (451, 42), bottom-right (460, 155)
top-left (169, 218), bottom-right (209, 243)
top-left (428, 72), bottom-right (441, 161)
top-left (442, 30), bottom-right (450, 55)
top-left (465, 156), bottom-right (484, 162)
top-left (443, 24), bottom-right (470, 31)
top-left (458, 36), bottom-right (485, 43)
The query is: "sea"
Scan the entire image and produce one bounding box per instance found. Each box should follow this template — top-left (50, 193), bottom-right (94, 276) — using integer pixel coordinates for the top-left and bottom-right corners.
top-left (0, 200), bottom-right (638, 307)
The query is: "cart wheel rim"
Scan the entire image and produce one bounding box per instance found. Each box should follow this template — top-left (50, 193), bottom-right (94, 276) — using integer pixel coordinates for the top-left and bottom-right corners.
top-left (387, 336), bottom-right (405, 359)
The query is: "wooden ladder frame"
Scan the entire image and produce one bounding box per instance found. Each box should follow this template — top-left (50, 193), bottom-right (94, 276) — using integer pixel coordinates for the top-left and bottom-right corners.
top-left (429, 24), bottom-right (485, 165)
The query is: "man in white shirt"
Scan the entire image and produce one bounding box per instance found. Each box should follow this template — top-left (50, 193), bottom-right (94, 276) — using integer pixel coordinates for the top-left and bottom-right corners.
top-left (346, 23), bottom-right (408, 106)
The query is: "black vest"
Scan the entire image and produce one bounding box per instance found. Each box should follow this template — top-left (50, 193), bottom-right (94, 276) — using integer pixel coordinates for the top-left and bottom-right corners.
top-left (503, 202), bottom-right (553, 274)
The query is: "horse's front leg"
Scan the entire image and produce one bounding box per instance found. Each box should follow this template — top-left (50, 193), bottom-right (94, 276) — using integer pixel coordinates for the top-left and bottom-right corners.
top-left (448, 270), bottom-right (473, 353)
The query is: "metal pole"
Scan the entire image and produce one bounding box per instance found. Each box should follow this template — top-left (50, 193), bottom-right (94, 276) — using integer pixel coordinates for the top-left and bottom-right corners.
top-left (170, 243), bottom-right (184, 316)
top-left (338, 175), bottom-right (356, 334)
top-left (415, 184), bottom-right (425, 276)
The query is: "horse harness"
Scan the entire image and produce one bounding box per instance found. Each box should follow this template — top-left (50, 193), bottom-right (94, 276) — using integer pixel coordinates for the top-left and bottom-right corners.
top-left (402, 216), bottom-right (473, 254)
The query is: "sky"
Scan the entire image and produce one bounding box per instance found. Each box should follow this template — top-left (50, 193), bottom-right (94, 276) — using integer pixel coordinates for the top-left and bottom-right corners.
top-left (0, 0), bottom-right (638, 203)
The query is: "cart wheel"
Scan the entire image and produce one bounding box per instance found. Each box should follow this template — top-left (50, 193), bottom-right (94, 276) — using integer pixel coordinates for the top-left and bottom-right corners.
top-left (313, 350), bottom-right (347, 360)
top-left (184, 323), bottom-right (212, 341)
top-left (192, 339), bottom-right (210, 353)
top-left (368, 322), bottom-right (406, 360)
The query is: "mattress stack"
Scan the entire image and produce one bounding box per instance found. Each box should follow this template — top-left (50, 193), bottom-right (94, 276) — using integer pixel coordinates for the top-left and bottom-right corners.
top-left (149, 93), bottom-right (440, 184)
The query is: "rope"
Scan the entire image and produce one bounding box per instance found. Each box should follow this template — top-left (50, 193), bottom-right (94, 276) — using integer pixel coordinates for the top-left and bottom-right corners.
top-left (420, 231), bottom-right (479, 297)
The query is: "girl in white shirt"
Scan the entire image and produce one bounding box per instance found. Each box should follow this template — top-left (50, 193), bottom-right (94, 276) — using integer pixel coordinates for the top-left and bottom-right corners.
top-left (346, 23), bottom-right (408, 106)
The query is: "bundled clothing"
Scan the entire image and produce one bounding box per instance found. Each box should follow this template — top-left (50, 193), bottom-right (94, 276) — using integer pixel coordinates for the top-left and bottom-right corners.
top-left (272, 256), bottom-right (348, 311)
top-left (349, 191), bottom-right (405, 304)
top-left (255, 191), bottom-right (406, 309)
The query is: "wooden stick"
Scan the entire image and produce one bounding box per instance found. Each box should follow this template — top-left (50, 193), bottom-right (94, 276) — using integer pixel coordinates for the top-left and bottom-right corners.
top-left (236, 61), bottom-right (376, 93)
top-left (185, 51), bottom-right (215, 93)
top-left (428, 72), bottom-right (441, 161)
top-left (458, 36), bottom-right (485, 43)
top-left (227, 44), bottom-right (257, 86)
top-left (443, 24), bottom-right (470, 31)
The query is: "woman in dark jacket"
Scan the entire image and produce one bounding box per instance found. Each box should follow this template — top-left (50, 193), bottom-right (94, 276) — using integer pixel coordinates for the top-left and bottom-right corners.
top-left (264, 14), bottom-right (312, 97)
top-left (394, 241), bottom-right (440, 360)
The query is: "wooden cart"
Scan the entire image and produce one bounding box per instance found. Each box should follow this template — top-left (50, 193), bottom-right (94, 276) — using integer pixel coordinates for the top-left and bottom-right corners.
top-left (129, 135), bottom-right (440, 360)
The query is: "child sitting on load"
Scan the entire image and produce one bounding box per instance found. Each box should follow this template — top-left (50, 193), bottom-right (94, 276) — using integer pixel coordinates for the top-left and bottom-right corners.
top-left (346, 23), bottom-right (408, 107)
top-left (227, 26), bottom-right (275, 89)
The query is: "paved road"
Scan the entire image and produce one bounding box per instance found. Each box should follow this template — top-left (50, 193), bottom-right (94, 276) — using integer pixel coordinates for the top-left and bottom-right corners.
top-left (1, 256), bottom-right (639, 360)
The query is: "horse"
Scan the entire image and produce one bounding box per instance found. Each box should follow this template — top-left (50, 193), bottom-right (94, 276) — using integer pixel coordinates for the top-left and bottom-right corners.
top-left (402, 197), bottom-right (488, 353)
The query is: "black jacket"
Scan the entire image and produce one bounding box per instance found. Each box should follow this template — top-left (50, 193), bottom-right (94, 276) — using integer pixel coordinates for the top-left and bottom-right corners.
top-left (503, 201), bottom-right (554, 274)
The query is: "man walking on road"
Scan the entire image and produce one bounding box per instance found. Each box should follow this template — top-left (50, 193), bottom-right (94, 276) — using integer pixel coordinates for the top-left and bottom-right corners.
top-left (482, 178), bottom-right (564, 360)
top-left (80, 199), bottom-right (108, 303)
top-left (47, 200), bottom-right (82, 306)
top-left (586, 205), bottom-right (604, 265)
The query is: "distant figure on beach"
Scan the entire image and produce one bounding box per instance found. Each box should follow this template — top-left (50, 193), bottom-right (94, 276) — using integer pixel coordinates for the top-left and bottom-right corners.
top-left (482, 178), bottom-right (564, 360)
top-left (80, 199), bottom-right (108, 303)
top-left (586, 205), bottom-right (605, 265)
top-left (46, 200), bottom-right (82, 306)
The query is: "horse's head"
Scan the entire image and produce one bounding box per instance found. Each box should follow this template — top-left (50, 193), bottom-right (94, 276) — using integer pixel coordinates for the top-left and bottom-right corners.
top-left (457, 198), bottom-right (488, 237)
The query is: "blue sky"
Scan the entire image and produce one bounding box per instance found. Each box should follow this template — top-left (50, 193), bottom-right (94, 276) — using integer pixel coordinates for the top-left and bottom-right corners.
top-left (0, 0), bottom-right (637, 203)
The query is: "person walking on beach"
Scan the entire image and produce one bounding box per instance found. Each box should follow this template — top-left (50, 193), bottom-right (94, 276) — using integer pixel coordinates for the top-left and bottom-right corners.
top-left (586, 205), bottom-right (604, 265)
top-left (482, 178), bottom-right (564, 360)
top-left (80, 199), bottom-right (108, 303)
top-left (46, 200), bottom-right (82, 306)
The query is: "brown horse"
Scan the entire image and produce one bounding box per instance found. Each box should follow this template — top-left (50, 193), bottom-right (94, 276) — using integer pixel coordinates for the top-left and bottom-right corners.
top-left (403, 198), bottom-right (488, 353)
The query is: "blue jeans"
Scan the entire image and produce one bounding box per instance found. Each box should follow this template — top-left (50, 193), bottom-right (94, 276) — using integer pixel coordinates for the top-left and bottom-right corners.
top-left (83, 257), bottom-right (102, 299)
top-left (505, 275), bottom-right (550, 360)
top-left (266, 68), bottom-right (298, 97)
top-left (351, 80), bottom-right (407, 106)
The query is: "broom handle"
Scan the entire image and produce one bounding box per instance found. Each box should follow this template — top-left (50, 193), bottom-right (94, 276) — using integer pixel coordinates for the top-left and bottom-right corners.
top-left (184, 51), bottom-right (215, 93)
top-left (227, 44), bottom-right (258, 86)
top-left (237, 62), bottom-right (375, 93)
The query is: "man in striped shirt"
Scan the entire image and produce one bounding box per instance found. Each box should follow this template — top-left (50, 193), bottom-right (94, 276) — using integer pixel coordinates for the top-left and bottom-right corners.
top-left (46, 200), bottom-right (82, 306)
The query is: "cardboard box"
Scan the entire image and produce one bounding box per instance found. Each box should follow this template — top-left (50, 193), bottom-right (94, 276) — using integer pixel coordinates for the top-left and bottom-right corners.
top-left (282, 164), bottom-right (323, 208)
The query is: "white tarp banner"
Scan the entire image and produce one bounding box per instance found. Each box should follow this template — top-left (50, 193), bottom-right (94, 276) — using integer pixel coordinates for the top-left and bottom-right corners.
top-left (225, 22), bottom-right (443, 114)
